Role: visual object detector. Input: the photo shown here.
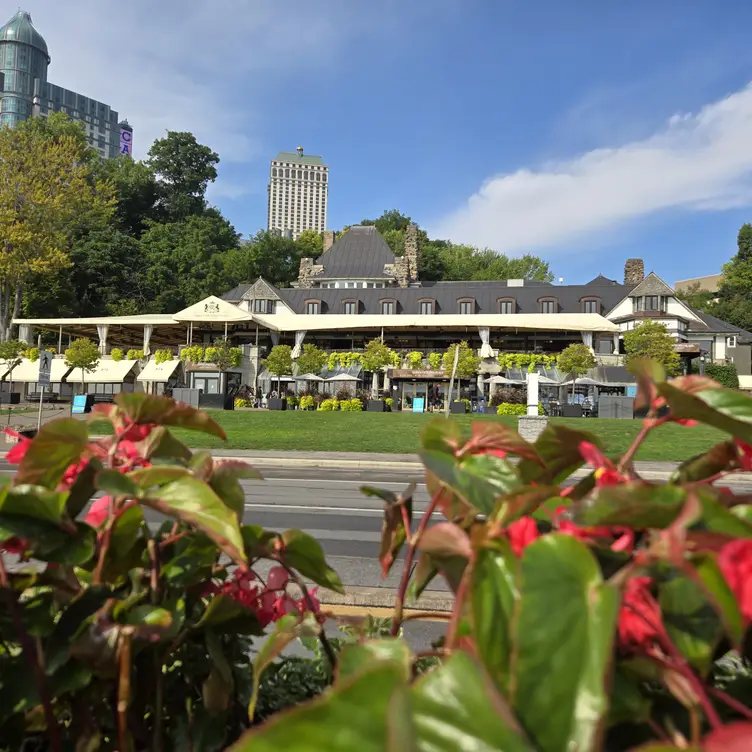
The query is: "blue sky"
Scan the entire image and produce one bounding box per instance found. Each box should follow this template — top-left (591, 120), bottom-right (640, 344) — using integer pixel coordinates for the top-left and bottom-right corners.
top-left (21, 0), bottom-right (752, 284)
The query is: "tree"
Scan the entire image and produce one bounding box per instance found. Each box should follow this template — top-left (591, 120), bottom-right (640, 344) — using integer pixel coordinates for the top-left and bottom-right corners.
top-left (624, 321), bottom-right (680, 376)
top-left (442, 341), bottom-right (480, 401)
top-left (675, 281), bottom-right (716, 313)
top-left (0, 122), bottom-right (115, 339)
top-left (147, 131), bottom-right (219, 220)
top-left (361, 339), bottom-right (396, 398)
top-left (557, 343), bottom-right (597, 397)
top-left (713, 223), bottom-right (752, 332)
top-left (0, 340), bottom-right (25, 396)
top-left (64, 338), bottom-right (101, 394)
top-left (295, 344), bottom-right (327, 377)
top-left (263, 345), bottom-right (293, 394)
top-left (296, 230), bottom-right (323, 258)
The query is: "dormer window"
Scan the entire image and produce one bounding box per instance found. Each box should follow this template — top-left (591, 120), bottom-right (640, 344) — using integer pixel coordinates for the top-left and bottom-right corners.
top-left (458, 298), bottom-right (475, 315)
top-left (253, 299), bottom-right (274, 314)
top-left (539, 297), bottom-right (558, 314)
top-left (381, 299), bottom-right (396, 315)
top-left (419, 299), bottom-right (435, 315)
top-left (633, 296), bottom-right (667, 313)
top-left (497, 298), bottom-right (515, 314)
top-left (342, 300), bottom-right (358, 315)
top-left (581, 298), bottom-right (600, 314)
top-left (305, 300), bottom-right (320, 315)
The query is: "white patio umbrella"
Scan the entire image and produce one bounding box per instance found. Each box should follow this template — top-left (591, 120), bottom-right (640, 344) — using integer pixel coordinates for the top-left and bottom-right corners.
top-left (537, 375), bottom-right (564, 386)
top-left (294, 373), bottom-right (325, 382)
top-left (326, 374), bottom-right (361, 382)
top-left (484, 375), bottom-right (524, 385)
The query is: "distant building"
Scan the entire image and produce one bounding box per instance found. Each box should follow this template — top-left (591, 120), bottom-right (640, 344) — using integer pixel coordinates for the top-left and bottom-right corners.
top-left (674, 273), bottom-right (723, 293)
top-left (267, 146), bottom-right (328, 239)
top-left (0, 10), bottom-right (132, 159)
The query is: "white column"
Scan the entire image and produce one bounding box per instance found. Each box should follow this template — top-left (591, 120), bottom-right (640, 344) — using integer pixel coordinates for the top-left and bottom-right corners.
top-left (18, 325), bottom-right (33, 345)
top-left (613, 332), bottom-right (620, 355)
top-left (526, 372), bottom-right (539, 417)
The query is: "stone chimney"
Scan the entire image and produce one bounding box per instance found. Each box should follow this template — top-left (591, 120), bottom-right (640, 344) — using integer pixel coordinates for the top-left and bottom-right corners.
top-left (624, 258), bottom-right (645, 287)
top-left (322, 230), bottom-right (336, 253)
top-left (404, 223), bottom-right (420, 282)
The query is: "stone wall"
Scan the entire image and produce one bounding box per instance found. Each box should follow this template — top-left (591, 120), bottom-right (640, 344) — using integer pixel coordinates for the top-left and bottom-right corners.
top-left (297, 258), bottom-right (324, 287)
top-left (404, 223), bottom-right (420, 283)
top-left (624, 258), bottom-right (645, 287)
top-left (323, 230), bottom-right (336, 252)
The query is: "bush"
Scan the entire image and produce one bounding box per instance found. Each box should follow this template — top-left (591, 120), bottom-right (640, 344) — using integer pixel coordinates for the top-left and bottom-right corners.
top-left (490, 386), bottom-right (526, 406)
top-left (496, 402), bottom-right (544, 416)
top-left (338, 399), bottom-right (351, 411)
top-left (335, 387), bottom-right (353, 401)
top-left (428, 352), bottom-right (442, 370)
top-left (705, 361), bottom-right (740, 389)
top-left (287, 395), bottom-right (299, 408)
top-left (180, 345), bottom-right (205, 362)
top-left (127, 348), bottom-right (145, 361)
top-left (406, 351), bottom-right (424, 369)
top-left (385, 397), bottom-right (394, 409)
top-left (22, 346), bottom-right (39, 362)
top-left (110, 347), bottom-right (124, 361)
top-left (318, 398), bottom-right (339, 411)
top-left (0, 394), bottom-right (341, 749)
top-left (340, 398), bottom-right (363, 412)
top-left (300, 395), bottom-right (314, 410)
top-left (154, 348), bottom-right (174, 365)
top-left (234, 397), bottom-right (253, 408)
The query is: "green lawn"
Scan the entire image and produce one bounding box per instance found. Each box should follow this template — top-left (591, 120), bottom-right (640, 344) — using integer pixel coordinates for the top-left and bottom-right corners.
top-left (170, 410), bottom-right (728, 463)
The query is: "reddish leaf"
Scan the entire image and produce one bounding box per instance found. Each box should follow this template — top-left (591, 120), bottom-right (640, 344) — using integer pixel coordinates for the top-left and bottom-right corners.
top-left (671, 441), bottom-right (739, 484)
top-left (418, 522), bottom-right (472, 559)
top-left (211, 459), bottom-right (263, 520)
top-left (16, 419), bottom-right (89, 489)
top-left (362, 485), bottom-right (414, 578)
top-left (469, 423), bottom-right (542, 463)
top-left (517, 425), bottom-right (598, 485)
top-left (628, 358), bottom-right (665, 411)
top-left (704, 722), bottom-right (752, 752)
top-left (113, 393), bottom-right (226, 438)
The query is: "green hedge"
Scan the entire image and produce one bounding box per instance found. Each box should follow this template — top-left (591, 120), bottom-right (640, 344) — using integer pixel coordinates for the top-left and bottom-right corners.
top-left (496, 402), bottom-right (544, 416)
top-left (704, 362), bottom-right (739, 389)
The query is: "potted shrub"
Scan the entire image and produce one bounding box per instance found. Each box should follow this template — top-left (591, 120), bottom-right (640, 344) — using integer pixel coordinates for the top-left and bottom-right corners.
top-left (300, 395), bottom-right (315, 411)
top-left (385, 397), bottom-right (394, 412)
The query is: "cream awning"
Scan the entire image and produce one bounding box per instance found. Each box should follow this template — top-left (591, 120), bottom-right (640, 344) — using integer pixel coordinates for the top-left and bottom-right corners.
top-left (66, 359), bottom-right (139, 384)
top-left (137, 358), bottom-right (181, 383)
top-left (252, 312), bottom-right (620, 334)
top-left (2, 357), bottom-right (71, 383)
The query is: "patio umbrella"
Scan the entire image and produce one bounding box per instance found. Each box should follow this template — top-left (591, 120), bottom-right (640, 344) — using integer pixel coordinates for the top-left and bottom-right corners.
top-left (326, 374), bottom-right (361, 382)
top-left (537, 375), bottom-right (564, 386)
top-left (558, 377), bottom-right (605, 387)
top-left (294, 373), bottom-right (325, 382)
top-left (484, 375), bottom-right (524, 385)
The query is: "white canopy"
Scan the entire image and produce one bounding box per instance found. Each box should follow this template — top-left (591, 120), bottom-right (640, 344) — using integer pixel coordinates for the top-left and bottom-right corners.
top-left (484, 375), bottom-right (524, 385)
top-left (68, 360), bottom-right (139, 384)
top-left (2, 357), bottom-right (70, 383)
top-left (558, 377), bottom-right (606, 387)
top-left (137, 358), bottom-right (181, 383)
top-left (327, 373), bottom-right (361, 382)
top-left (294, 373), bottom-right (325, 382)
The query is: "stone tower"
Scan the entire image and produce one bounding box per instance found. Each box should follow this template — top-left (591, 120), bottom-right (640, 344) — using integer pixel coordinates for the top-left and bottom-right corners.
top-left (624, 258), bottom-right (645, 287)
top-left (404, 223), bottom-right (420, 283)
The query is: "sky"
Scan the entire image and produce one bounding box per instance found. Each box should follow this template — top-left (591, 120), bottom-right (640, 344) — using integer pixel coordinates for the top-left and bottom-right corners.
top-left (16, 0), bottom-right (752, 284)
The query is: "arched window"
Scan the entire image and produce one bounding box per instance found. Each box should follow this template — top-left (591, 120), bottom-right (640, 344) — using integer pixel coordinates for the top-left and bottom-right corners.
top-left (580, 297), bottom-right (601, 314)
top-left (380, 299), bottom-right (396, 315)
top-left (271, 167), bottom-right (277, 177)
top-left (457, 298), bottom-right (476, 315)
top-left (538, 297), bottom-right (558, 314)
top-left (497, 298), bottom-right (516, 314)
top-left (418, 299), bottom-right (435, 315)
top-left (285, 168), bottom-right (290, 178)
top-left (342, 299), bottom-right (358, 315)
top-left (305, 299), bottom-right (321, 315)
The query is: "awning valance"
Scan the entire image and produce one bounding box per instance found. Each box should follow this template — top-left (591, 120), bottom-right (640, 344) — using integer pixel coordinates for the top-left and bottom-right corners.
top-left (2, 358), bottom-right (70, 383)
top-left (66, 360), bottom-right (139, 384)
top-left (137, 359), bottom-right (181, 383)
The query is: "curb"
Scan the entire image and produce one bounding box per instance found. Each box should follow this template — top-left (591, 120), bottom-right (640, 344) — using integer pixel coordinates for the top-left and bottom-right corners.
top-left (317, 587), bottom-right (452, 612)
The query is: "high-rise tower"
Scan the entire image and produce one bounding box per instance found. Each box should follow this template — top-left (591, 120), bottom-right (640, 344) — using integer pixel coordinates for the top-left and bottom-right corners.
top-left (267, 147), bottom-right (328, 239)
top-left (0, 10), bottom-right (132, 159)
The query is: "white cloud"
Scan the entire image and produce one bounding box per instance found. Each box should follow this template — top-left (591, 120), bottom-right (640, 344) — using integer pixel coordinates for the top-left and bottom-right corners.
top-left (432, 83), bottom-right (752, 254)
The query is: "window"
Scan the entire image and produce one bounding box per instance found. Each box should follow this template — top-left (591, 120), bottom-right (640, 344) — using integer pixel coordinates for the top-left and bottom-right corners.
top-left (458, 299), bottom-right (475, 315)
top-left (582, 299), bottom-right (599, 314)
top-left (343, 300), bottom-right (357, 315)
top-left (253, 299), bottom-right (274, 314)
top-left (497, 299), bottom-right (515, 314)
top-left (305, 300), bottom-right (320, 315)
top-left (381, 300), bottom-right (395, 315)
top-left (539, 299), bottom-right (557, 314)
top-left (727, 336), bottom-right (737, 348)
top-left (645, 295), bottom-right (661, 311)
top-left (419, 300), bottom-right (434, 315)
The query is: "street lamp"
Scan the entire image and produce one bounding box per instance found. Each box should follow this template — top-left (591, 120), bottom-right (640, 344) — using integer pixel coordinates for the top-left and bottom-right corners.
top-left (699, 354), bottom-right (706, 376)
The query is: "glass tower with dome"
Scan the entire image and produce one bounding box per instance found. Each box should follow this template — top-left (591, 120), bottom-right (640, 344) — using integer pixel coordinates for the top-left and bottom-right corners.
top-left (0, 10), bottom-right (132, 158)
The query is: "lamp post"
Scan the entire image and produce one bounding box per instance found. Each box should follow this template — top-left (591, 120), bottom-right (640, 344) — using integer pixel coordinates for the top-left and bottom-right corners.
top-left (699, 354), bottom-right (706, 376)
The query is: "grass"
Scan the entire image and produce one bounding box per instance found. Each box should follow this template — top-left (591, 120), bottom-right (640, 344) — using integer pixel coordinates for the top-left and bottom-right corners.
top-left (170, 410), bottom-right (728, 463)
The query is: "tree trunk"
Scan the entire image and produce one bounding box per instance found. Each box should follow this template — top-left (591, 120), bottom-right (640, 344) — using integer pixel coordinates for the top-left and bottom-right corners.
top-left (371, 372), bottom-right (378, 399)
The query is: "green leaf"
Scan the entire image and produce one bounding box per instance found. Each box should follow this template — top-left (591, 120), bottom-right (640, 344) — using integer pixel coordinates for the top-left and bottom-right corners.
top-left (142, 475), bottom-right (246, 565)
top-left (407, 553), bottom-right (439, 603)
top-left (281, 529), bottom-right (344, 593)
top-left (472, 539), bottom-right (520, 693)
top-left (337, 638), bottom-right (413, 683)
top-left (95, 469), bottom-right (140, 498)
top-left (695, 487), bottom-right (752, 538)
top-left (420, 449), bottom-right (521, 516)
top-left (574, 483), bottom-right (687, 528)
top-left (128, 465), bottom-right (191, 489)
top-left (417, 522), bottom-right (471, 559)
top-left (421, 418), bottom-right (461, 455)
top-left (660, 572), bottom-right (722, 674)
top-left (0, 483), bottom-right (69, 525)
top-left (362, 484), bottom-right (414, 578)
top-left (671, 441), bottom-right (739, 484)
top-left (512, 534), bottom-right (620, 752)
top-left (247, 613), bottom-right (319, 721)
top-left (123, 605), bottom-right (173, 629)
top-left (517, 424), bottom-right (597, 485)
top-left (131, 424), bottom-right (192, 461)
top-left (114, 392), bottom-right (226, 438)
top-left (229, 663), bottom-right (405, 751)
top-left (161, 534), bottom-right (218, 587)
top-left (608, 665), bottom-right (652, 727)
top-left (412, 652), bottom-right (532, 751)
top-left (190, 449), bottom-right (215, 479)
top-left (0, 516), bottom-right (95, 565)
top-left (210, 460), bottom-right (262, 520)
top-left (15, 418), bottom-right (89, 488)
top-left (108, 504), bottom-right (144, 562)
top-left (659, 381), bottom-right (752, 444)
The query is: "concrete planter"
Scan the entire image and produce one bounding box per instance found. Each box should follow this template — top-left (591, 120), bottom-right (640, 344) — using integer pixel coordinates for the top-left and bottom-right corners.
top-left (484, 406), bottom-right (497, 415)
top-left (0, 393), bottom-right (21, 405)
top-left (518, 415), bottom-right (548, 443)
top-left (367, 399), bottom-right (386, 412)
top-left (268, 398), bottom-right (287, 411)
top-left (450, 401), bottom-right (467, 414)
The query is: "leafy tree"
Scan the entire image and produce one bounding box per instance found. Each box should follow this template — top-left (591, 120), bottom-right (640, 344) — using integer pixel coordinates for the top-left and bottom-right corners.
top-left (442, 341), bottom-right (480, 401)
top-left (675, 281), bottom-right (716, 313)
top-left (224, 231), bottom-right (304, 288)
top-left (713, 223), bottom-right (752, 332)
top-left (0, 121), bottom-right (115, 339)
top-left (206, 338), bottom-right (236, 373)
top-left (147, 131), bottom-right (219, 220)
top-left (361, 339), bottom-right (396, 397)
top-left (296, 230), bottom-right (323, 258)
top-left (0, 339), bottom-right (25, 394)
top-left (64, 338), bottom-right (101, 394)
top-left (558, 343), bottom-right (597, 397)
top-left (295, 344), bottom-right (327, 376)
top-left (263, 345), bottom-right (293, 393)
top-left (140, 211), bottom-right (240, 312)
top-left (624, 321), bottom-right (680, 376)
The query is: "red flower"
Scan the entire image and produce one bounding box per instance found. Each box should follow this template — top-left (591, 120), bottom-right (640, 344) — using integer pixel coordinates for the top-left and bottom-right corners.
top-left (85, 496), bottom-right (114, 528)
top-left (578, 441), bottom-right (627, 487)
top-left (505, 517), bottom-right (539, 556)
top-left (718, 539), bottom-right (752, 623)
top-left (266, 565), bottom-right (289, 590)
top-left (617, 577), bottom-right (664, 654)
top-left (555, 507), bottom-right (635, 553)
top-left (60, 458), bottom-right (91, 489)
top-left (0, 536), bottom-right (27, 555)
top-left (735, 440), bottom-right (752, 472)
top-left (3, 430), bottom-right (31, 464)
top-left (120, 424), bottom-right (157, 443)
